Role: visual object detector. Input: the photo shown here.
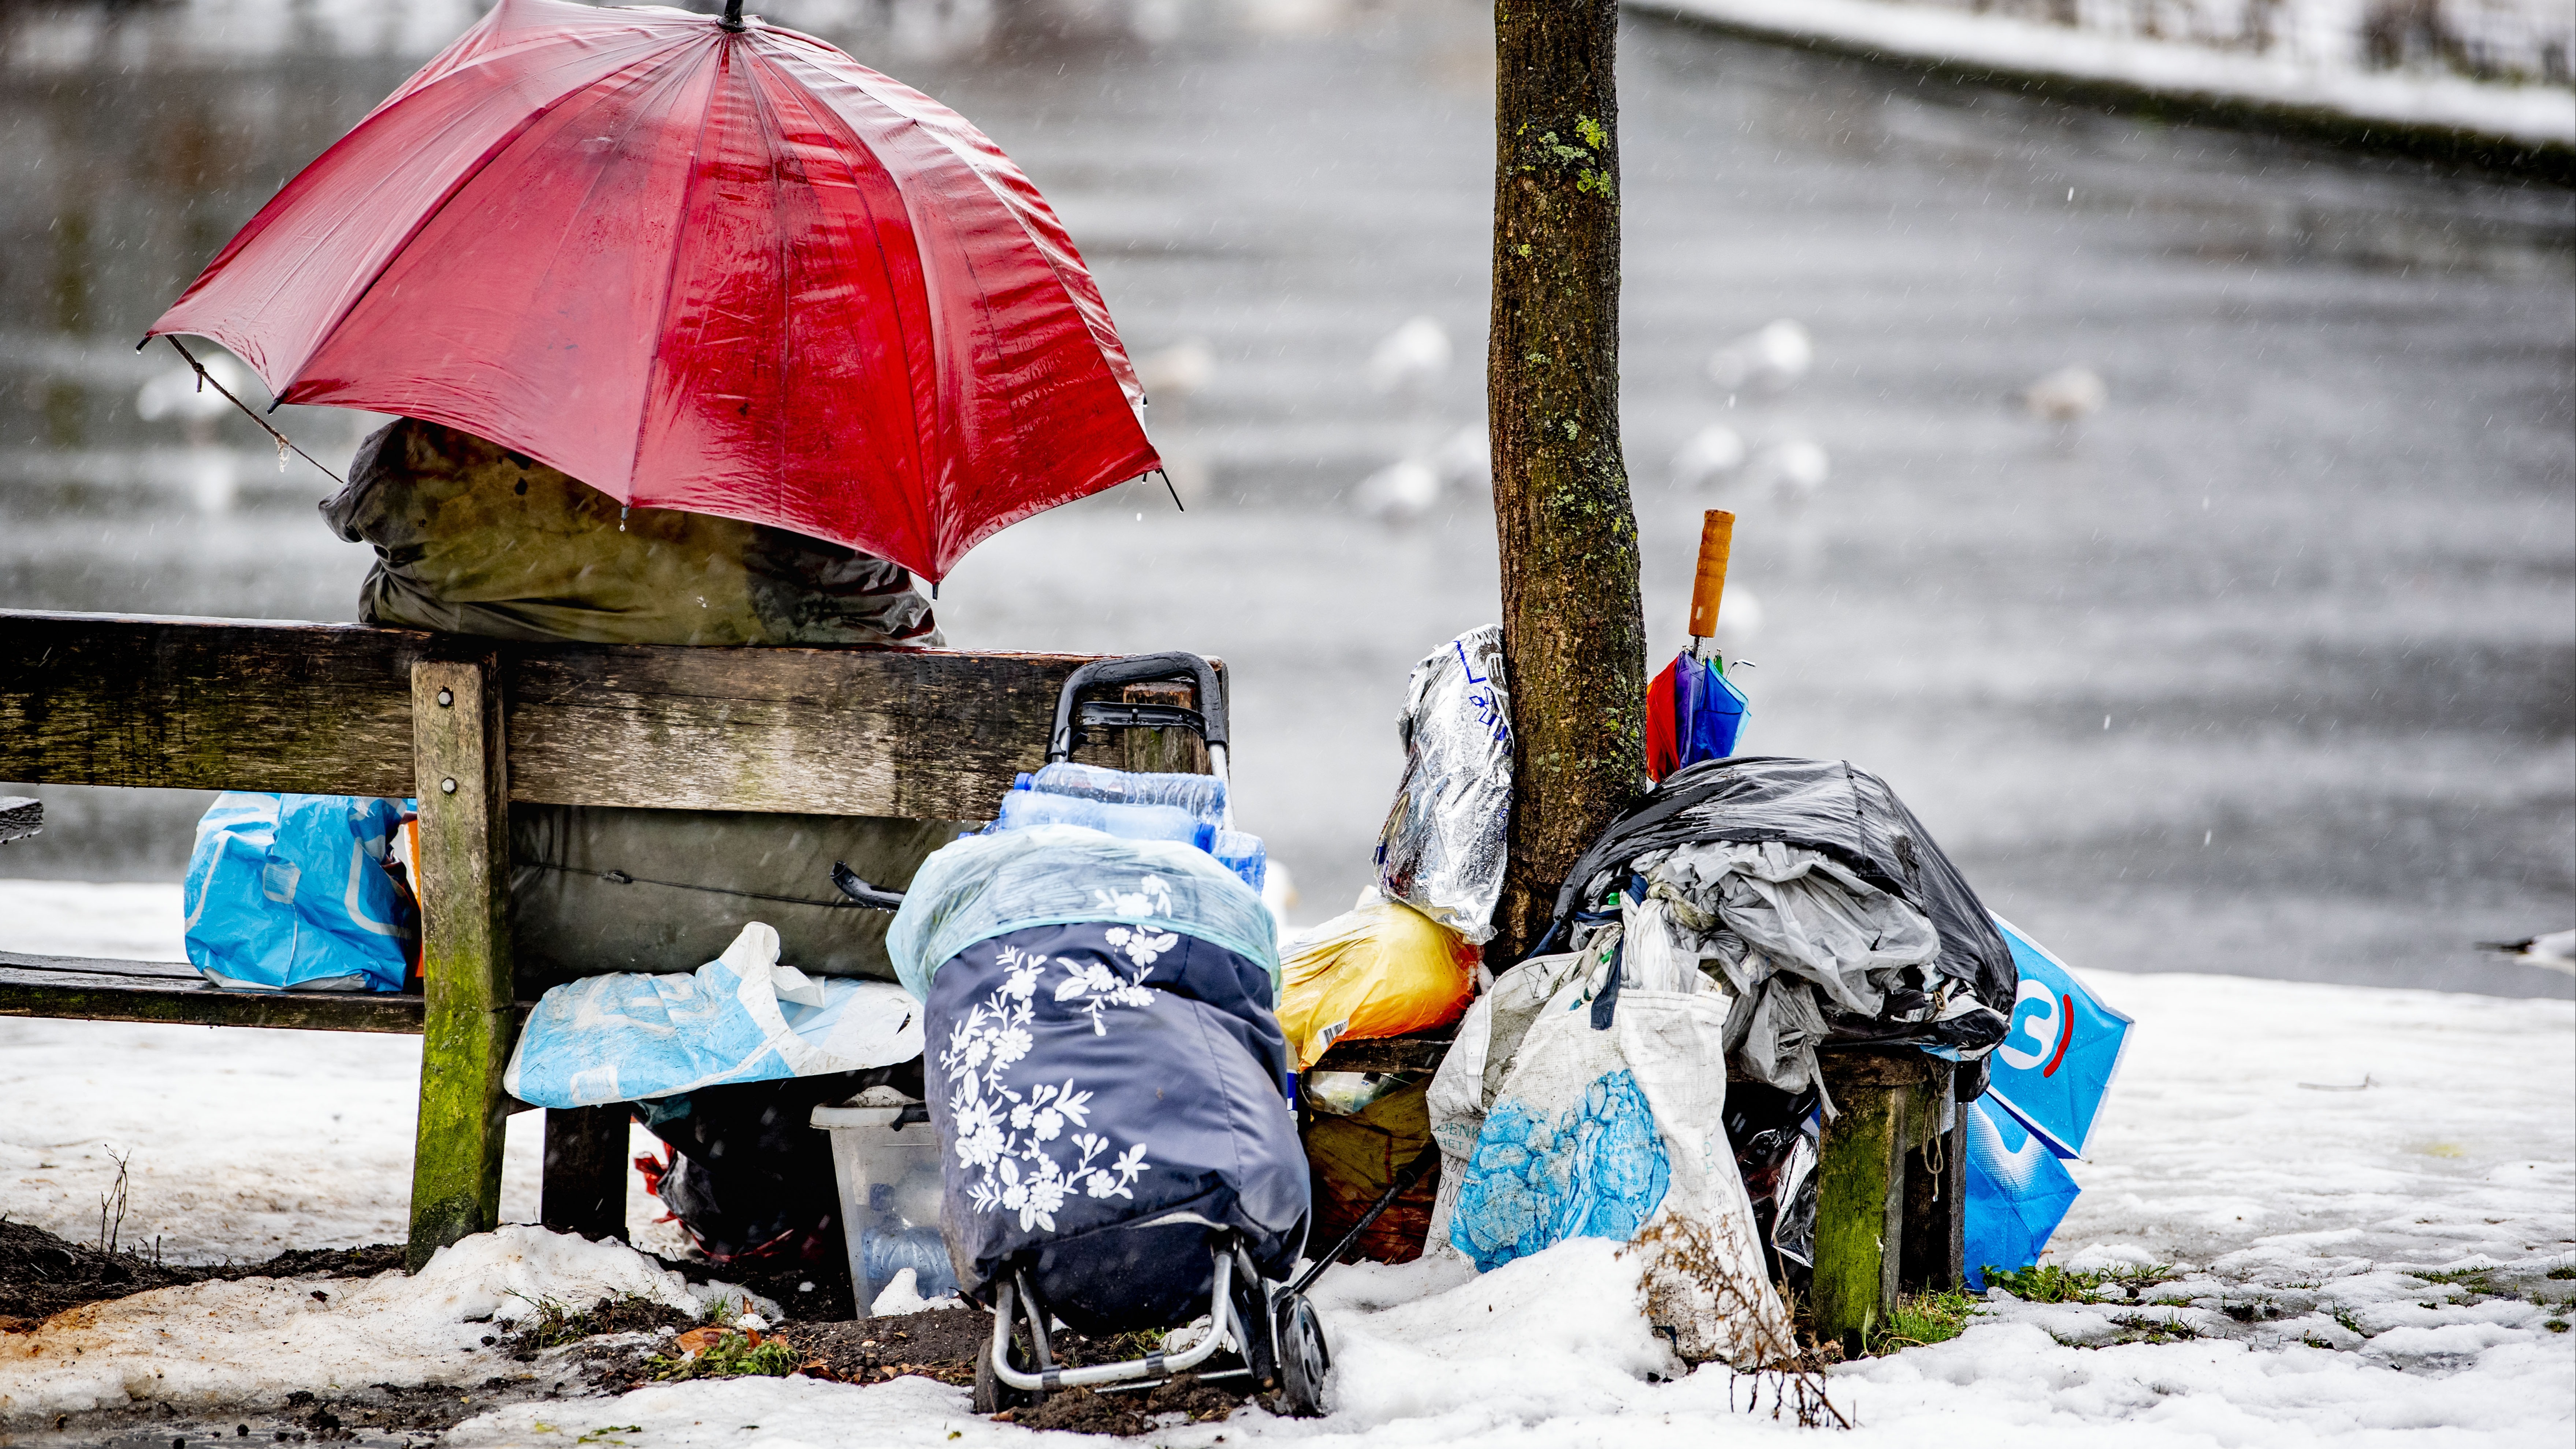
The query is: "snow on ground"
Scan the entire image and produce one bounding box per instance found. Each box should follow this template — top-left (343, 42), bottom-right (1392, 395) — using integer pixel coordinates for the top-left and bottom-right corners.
top-left (1633, 0), bottom-right (2576, 145)
top-left (0, 1226), bottom-right (749, 1420)
top-left (0, 881), bottom-right (684, 1262)
top-left (4, 879), bottom-right (2572, 1442)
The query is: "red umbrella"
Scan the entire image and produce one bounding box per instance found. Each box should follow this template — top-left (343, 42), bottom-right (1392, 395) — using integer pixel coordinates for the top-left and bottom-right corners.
top-left (145, 0), bottom-right (1159, 583)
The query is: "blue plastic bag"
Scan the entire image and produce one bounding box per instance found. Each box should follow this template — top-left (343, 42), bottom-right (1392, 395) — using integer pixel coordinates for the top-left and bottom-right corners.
top-left (1963, 1095), bottom-right (2083, 1290)
top-left (182, 792), bottom-right (414, 992)
top-left (1985, 916), bottom-right (2134, 1159)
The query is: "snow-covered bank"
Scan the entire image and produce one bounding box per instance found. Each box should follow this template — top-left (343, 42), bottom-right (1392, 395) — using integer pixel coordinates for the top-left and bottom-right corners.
top-left (1632, 0), bottom-right (2576, 149)
top-left (0, 1227), bottom-right (744, 1420)
top-left (434, 1237), bottom-right (2575, 1448)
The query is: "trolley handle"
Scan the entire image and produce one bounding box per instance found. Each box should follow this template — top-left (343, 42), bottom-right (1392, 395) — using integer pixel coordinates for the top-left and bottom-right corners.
top-left (1045, 651), bottom-right (1228, 763)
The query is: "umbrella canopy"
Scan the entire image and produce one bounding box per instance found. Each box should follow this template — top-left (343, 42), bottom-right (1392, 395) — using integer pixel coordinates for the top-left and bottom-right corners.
top-left (145, 0), bottom-right (1158, 582)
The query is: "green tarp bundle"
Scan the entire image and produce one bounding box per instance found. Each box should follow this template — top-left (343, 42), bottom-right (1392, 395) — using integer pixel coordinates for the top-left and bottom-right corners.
top-left (324, 418), bottom-right (940, 647)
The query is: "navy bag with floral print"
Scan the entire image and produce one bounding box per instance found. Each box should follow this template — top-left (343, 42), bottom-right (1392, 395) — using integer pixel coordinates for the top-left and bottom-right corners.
top-left (891, 826), bottom-right (1309, 1333)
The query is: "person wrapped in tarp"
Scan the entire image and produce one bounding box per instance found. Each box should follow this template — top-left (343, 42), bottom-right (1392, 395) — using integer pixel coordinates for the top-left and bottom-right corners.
top-left (324, 416), bottom-right (964, 1277)
top-left (887, 825), bottom-right (1309, 1334)
top-left (322, 416), bottom-right (966, 994)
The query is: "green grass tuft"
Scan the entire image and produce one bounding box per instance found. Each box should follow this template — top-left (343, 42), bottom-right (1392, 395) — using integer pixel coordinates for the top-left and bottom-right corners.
top-left (1982, 1264), bottom-right (2110, 1304)
top-left (1863, 1288), bottom-right (1982, 1356)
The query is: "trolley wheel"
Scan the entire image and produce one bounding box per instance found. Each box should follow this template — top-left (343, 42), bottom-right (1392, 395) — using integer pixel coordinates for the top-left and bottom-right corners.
top-left (972, 1337), bottom-right (1040, 1414)
top-left (1272, 1291), bottom-right (1330, 1418)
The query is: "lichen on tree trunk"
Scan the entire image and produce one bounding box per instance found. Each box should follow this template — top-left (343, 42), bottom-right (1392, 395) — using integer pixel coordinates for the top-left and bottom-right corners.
top-left (1486, 0), bottom-right (1647, 962)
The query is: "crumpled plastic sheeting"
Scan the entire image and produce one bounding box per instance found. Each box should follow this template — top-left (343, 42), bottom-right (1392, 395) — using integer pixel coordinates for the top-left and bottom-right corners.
top-left (1540, 757), bottom-right (2014, 1089)
top-left (884, 824), bottom-right (1279, 1002)
top-left (503, 922), bottom-right (924, 1107)
top-left (1375, 626), bottom-right (1514, 943)
top-left (1644, 839), bottom-right (1941, 1018)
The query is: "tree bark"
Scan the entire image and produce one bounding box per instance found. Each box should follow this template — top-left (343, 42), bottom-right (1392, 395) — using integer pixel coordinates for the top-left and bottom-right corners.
top-left (1487, 0), bottom-right (1646, 961)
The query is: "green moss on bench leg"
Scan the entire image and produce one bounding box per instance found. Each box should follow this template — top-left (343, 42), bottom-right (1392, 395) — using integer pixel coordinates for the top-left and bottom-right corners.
top-left (1812, 1064), bottom-right (1919, 1357)
top-left (408, 656), bottom-right (518, 1270)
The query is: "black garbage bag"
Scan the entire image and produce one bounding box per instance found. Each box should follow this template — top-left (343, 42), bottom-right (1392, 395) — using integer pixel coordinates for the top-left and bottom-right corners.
top-left (1538, 756), bottom-right (2014, 1073)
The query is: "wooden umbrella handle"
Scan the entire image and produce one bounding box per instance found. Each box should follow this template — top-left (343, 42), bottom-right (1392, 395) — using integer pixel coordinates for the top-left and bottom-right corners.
top-left (1687, 509), bottom-right (1734, 638)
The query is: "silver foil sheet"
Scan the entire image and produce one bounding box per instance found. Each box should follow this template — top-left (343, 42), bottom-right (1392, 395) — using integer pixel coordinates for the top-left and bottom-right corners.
top-left (1374, 625), bottom-right (1513, 943)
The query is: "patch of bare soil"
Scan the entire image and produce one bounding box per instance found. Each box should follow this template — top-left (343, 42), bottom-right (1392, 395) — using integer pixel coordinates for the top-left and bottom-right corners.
top-left (16, 1374), bottom-right (583, 1448)
top-left (0, 1220), bottom-right (402, 1329)
top-left (787, 1305), bottom-right (989, 1386)
top-left (997, 1374), bottom-right (1247, 1435)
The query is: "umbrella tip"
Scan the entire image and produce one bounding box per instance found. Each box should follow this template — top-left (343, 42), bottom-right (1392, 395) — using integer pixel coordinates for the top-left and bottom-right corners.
top-left (719, 0), bottom-right (746, 30)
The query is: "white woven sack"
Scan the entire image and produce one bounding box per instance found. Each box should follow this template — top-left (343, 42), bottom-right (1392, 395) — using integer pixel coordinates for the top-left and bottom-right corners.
top-left (1430, 951), bottom-right (1795, 1364)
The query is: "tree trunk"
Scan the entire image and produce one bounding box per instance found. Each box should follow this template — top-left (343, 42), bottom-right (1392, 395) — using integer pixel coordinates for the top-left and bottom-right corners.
top-left (1487, 0), bottom-right (1646, 961)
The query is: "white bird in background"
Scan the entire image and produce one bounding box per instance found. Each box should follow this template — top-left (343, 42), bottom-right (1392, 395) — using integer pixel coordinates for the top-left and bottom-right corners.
top-left (1744, 438), bottom-right (1829, 505)
top-left (1711, 584), bottom-right (1763, 654)
top-left (1368, 316), bottom-right (1453, 399)
top-left (137, 353), bottom-right (256, 514)
top-left (1669, 423), bottom-right (1747, 489)
top-left (1706, 319), bottom-right (1812, 395)
top-left (2489, 929), bottom-right (2575, 976)
top-left (1427, 423), bottom-right (1490, 495)
top-left (1133, 338), bottom-right (1216, 403)
top-left (1356, 457), bottom-right (1442, 523)
top-left (1354, 421), bottom-right (1486, 524)
top-left (136, 353), bottom-right (252, 435)
top-left (2022, 364), bottom-right (2108, 423)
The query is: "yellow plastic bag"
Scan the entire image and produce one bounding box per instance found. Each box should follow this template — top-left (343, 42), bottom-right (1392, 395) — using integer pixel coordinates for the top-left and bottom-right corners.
top-left (1276, 891), bottom-right (1479, 1071)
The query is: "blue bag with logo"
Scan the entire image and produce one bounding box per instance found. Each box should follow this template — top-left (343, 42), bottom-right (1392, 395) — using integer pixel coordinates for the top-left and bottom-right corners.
top-left (182, 792), bottom-right (415, 992)
top-left (1985, 916), bottom-right (2134, 1159)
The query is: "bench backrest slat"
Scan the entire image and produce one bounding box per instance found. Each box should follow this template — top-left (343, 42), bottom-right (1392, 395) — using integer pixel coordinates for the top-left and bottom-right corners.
top-left (0, 610), bottom-right (1191, 818)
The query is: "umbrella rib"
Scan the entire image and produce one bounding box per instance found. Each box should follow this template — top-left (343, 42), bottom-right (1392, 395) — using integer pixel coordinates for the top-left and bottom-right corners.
top-left (765, 51), bottom-right (940, 567)
top-left (742, 47), bottom-right (795, 522)
top-left (629, 37), bottom-right (729, 505)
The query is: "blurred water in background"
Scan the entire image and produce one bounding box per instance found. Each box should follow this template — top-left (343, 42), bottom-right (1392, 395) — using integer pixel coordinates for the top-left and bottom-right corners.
top-left (1, 0), bottom-right (2568, 998)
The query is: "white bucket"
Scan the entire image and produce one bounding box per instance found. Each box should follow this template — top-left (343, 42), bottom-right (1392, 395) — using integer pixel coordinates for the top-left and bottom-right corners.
top-left (810, 1090), bottom-right (952, 1320)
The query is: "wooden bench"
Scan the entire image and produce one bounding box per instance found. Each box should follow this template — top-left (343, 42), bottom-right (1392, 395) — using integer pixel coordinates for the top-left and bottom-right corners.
top-left (0, 608), bottom-right (1197, 1270)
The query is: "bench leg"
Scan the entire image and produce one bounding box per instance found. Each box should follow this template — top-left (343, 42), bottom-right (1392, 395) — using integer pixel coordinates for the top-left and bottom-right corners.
top-left (542, 1106), bottom-right (631, 1242)
top-left (407, 656), bottom-right (516, 1271)
top-left (1812, 1081), bottom-right (1912, 1356)
top-left (1900, 1092), bottom-right (1966, 1294)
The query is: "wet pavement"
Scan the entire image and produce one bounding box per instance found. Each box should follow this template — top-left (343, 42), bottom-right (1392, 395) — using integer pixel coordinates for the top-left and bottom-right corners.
top-left (1, 0), bottom-right (2569, 998)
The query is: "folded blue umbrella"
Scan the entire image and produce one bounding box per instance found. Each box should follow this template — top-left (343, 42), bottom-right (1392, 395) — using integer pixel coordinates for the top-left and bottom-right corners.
top-left (1963, 1095), bottom-right (2082, 1290)
top-left (1646, 651), bottom-right (1750, 779)
top-left (1984, 916), bottom-right (2135, 1159)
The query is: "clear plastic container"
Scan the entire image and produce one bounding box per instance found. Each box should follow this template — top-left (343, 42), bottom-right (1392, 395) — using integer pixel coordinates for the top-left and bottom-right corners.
top-left (810, 1092), bottom-right (955, 1318)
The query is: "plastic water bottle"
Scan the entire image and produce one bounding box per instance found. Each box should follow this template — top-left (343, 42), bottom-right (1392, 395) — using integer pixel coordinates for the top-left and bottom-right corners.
top-left (1206, 828), bottom-right (1267, 892)
top-left (991, 788), bottom-right (1204, 844)
top-left (1013, 761), bottom-right (1228, 827)
top-left (995, 763), bottom-right (1265, 891)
